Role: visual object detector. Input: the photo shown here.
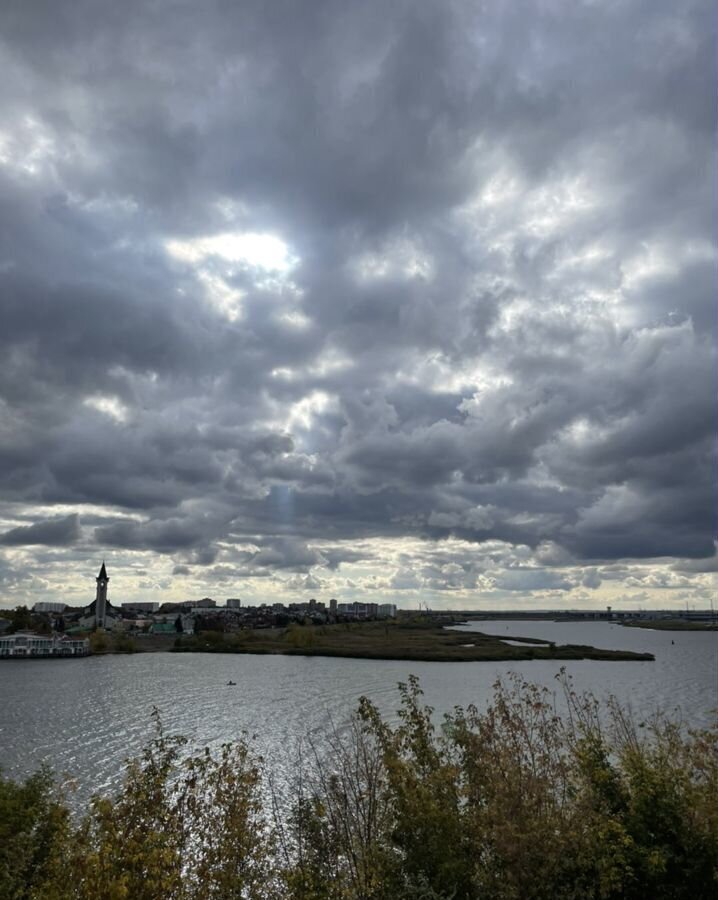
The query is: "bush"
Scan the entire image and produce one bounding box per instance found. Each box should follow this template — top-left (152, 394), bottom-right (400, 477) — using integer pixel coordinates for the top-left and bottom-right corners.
top-left (2, 677), bottom-right (716, 899)
top-left (285, 624), bottom-right (316, 649)
top-left (88, 632), bottom-right (109, 653)
top-left (112, 633), bottom-right (136, 653)
top-left (17, 712), bottom-right (274, 900)
top-left (283, 673), bottom-right (718, 900)
top-left (0, 766), bottom-right (70, 900)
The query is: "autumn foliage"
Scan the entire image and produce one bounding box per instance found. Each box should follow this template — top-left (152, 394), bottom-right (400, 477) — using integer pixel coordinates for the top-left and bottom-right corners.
top-left (1, 674), bottom-right (716, 899)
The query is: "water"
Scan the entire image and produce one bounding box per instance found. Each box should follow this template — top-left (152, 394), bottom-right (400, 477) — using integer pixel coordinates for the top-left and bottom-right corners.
top-left (451, 619), bottom-right (718, 725)
top-left (0, 620), bottom-right (715, 806)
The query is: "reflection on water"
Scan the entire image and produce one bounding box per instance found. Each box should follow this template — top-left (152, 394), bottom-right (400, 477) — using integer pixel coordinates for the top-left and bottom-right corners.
top-left (0, 620), bottom-right (715, 806)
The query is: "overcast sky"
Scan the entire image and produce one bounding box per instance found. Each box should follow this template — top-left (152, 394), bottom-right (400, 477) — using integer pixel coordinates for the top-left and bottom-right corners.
top-left (0, 0), bottom-right (715, 611)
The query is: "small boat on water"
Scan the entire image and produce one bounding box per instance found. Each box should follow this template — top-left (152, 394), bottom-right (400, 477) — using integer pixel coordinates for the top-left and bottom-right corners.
top-left (227, 680), bottom-right (236, 685)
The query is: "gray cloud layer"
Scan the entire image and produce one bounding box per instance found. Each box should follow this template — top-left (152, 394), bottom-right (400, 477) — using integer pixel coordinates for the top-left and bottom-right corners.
top-left (0, 0), bottom-right (715, 603)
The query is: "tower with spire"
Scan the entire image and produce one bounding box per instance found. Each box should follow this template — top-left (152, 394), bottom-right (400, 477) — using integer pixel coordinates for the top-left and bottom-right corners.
top-left (95, 562), bottom-right (109, 628)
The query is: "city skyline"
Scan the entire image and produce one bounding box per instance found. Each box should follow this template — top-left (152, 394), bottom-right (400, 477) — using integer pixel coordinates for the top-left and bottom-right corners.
top-left (0, 0), bottom-right (716, 611)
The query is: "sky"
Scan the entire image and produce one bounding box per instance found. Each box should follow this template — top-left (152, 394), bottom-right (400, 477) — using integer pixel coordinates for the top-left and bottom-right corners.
top-left (0, 0), bottom-right (716, 612)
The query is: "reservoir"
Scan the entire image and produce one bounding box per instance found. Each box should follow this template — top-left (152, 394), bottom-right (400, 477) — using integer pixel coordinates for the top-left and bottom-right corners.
top-left (0, 620), bottom-right (715, 806)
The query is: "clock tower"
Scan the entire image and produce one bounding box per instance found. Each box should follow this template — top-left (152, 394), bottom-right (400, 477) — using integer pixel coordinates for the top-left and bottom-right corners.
top-left (95, 562), bottom-right (109, 628)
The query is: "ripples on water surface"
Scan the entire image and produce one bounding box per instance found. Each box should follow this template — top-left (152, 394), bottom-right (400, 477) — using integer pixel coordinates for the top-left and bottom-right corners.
top-left (1, 620), bottom-right (716, 806)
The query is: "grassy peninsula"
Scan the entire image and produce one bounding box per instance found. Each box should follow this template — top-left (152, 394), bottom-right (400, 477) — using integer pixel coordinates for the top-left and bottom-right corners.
top-left (173, 618), bottom-right (654, 661)
top-left (620, 618), bottom-right (718, 632)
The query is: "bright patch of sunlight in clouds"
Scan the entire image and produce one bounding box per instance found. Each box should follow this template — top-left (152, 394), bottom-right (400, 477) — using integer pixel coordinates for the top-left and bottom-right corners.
top-left (287, 391), bottom-right (331, 431)
top-left (165, 231), bottom-right (297, 272)
top-left (83, 395), bottom-right (129, 423)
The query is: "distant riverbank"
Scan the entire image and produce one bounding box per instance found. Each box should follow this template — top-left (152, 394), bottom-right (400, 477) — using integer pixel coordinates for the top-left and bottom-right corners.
top-left (37, 617), bottom-right (662, 661)
top-left (620, 618), bottom-right (718, 632)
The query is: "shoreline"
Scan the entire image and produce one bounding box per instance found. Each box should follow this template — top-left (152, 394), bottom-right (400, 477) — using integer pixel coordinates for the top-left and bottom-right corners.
top-left (1, 620), bottom-right (661, 662)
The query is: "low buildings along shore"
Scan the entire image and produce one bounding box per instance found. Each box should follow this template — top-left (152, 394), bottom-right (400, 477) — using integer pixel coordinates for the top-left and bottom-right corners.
top-left (0, 632), bottom-right (89, 658)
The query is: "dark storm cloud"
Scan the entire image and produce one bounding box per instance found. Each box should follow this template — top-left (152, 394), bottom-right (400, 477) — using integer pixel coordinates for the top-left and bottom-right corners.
top-left (493, 568), bottom-right (573, 593)
top-left (0, 514), bottom-right (81, 546)
top-left (0, 0), bottom-right (715, 596)
top-left (672, 553), bottom-right (718, 574)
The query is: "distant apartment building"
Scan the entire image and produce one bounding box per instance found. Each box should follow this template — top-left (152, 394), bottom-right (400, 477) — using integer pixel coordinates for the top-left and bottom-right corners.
top-left (188, 606), bottom-right (224, 617)
top-left (289, 600), bottom-right (326, 613)
top-left (32, 602), bottom-right (67, 614)
top-left (0, 631), bottom-right (89, 658)
top-left (178, 598), bottom-right (216, 610)
top-left (378, 604), bottom-right (397, 618)
top-left (337, 602), bottom-right (379, 619)
top-left (122, 602), bottom-right (160, 613)
top-left (329, 598), bottom-right (337, 615)
top-left (226, 598), bottom-right (242, 609)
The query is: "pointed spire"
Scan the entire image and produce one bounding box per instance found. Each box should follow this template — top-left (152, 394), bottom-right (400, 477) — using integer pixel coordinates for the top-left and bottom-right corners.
top-left (97, 561), bottom-right (108, 581)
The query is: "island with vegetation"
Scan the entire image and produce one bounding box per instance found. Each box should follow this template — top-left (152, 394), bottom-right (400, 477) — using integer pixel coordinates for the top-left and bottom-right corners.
top-left (620, 618), bottom-right (718, 632)
top-left (172, 618), bottom-right (654, 662)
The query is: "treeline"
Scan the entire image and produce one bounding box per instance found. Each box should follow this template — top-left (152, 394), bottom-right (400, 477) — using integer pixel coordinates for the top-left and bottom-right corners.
top-left (0, 607), bottom-right (52, 635)
top-left (1, 674), bottom-right (716, 900)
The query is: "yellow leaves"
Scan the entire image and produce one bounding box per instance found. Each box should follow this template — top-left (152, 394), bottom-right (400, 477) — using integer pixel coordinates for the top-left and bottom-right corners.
top-left (8, 682), bottom-right (718, 900)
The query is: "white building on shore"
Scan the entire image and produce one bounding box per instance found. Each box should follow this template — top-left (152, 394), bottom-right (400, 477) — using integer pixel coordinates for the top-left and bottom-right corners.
top-left (0, 631), bottom-right (89, 658)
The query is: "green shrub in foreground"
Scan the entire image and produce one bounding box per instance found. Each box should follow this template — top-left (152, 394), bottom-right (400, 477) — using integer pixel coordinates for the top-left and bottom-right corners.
top-left (1, 674), bottom-right (716, 900)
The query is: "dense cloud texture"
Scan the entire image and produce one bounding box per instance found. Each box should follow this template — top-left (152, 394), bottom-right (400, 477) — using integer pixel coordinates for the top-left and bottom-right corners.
top-left (0, 0), bottom-right (715, 608)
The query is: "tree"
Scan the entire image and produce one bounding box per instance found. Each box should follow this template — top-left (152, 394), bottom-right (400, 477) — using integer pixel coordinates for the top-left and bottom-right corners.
top-left (0, 767), bottom-right (70, 900)
top-left (6, 606), bottom-right (32, 634)
top-left (285, 673), bottom-right (718, 900)
top-left (48, 712), bottom-right (277, 900)
top-left (2, 679), bottom-right (716, 900)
